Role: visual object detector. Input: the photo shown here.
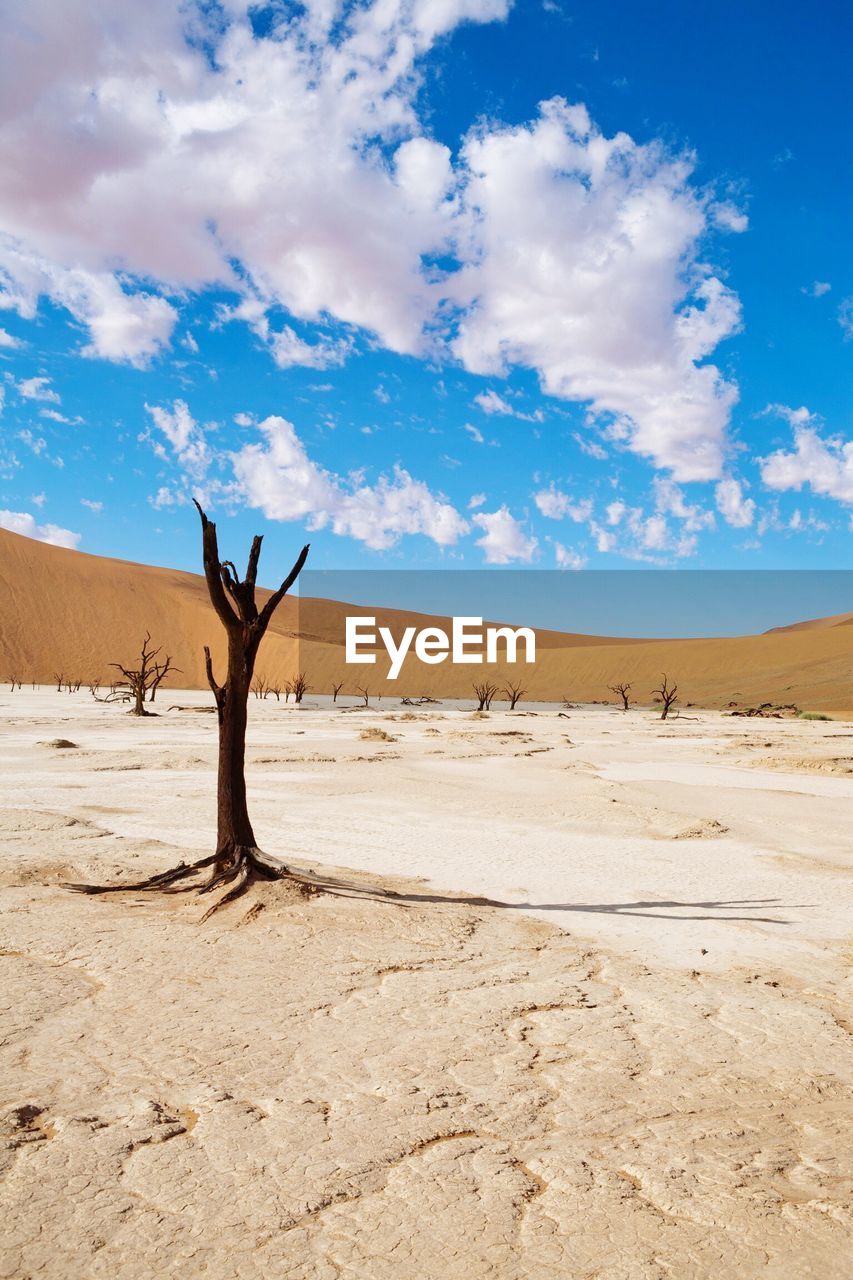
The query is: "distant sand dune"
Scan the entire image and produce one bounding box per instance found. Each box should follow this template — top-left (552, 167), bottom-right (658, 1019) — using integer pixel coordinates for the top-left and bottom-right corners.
top-left (1, 527), bottom-right (851, 714)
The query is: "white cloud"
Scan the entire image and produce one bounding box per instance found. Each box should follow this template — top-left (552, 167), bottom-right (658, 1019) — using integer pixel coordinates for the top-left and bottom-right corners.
top-left (0, 326), bottom-right (22, 348)
top-left (472, 506), bottom-right (537, 562)
top-left (0, 3), bottom-right (741, 476)
top-left (81, 498), bottom-right (103, 513)
top-left (715, 476), bottom-right (755, 528)
top-left (838, 297), bottom-right (853, 341)
top-left (533, 486), bottom-right (592, 522)
top-left (762, 403), bottom-right (814, 428)
top-left (464, 422), bottom-right (485, 444)
top-left (472, 388), bottom-right (543, 421)
top-left (14, 375), bottom-right (60, 403)
top-left (652, 475), bottom-right (715, 532)
top-left (802, 281), bottom-right (831, 298)
top-left (572, 431), bottom-right (607, 460)
top-left (759, 409), bottom-right (853, 506)
top-left (592, 493), bottom-right (703, 560)
top-left (0, 1), bottom-right (505, 366)
top-left (233, 415), bottom-right (469, 551)
top-left (468, 492), bottom-right (487, 508)
top-left (216, 298), bottom-right (352, 369)
top-left (17, 429), bottom-right (47, 456)
top-left (710, 201), bottom-right (749, 233)
top-left (553, 540), bottom-right (585, 569)
top-left (0, 508), bottom-right (80, 548)
top-left (144, 399), bottom-right (468, 552)
top-left (144, 399), bottom-right (211, 480)
top-left (452, 98), bottom-right (742, 480)
top-left (473, 389), bottom-right (515, 415)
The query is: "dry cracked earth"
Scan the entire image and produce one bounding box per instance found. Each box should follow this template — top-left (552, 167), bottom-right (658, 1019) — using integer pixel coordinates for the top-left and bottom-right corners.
top-left (1, 809), bottom-right (851, 1278)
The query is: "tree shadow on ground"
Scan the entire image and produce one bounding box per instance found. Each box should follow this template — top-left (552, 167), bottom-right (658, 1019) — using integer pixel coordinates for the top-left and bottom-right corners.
top-left (293, 871), bottom-right (801, 925)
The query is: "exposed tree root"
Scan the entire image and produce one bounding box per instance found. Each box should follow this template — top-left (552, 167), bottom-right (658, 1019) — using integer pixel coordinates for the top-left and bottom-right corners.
top-left (64, 847), bottom-right (400, 920)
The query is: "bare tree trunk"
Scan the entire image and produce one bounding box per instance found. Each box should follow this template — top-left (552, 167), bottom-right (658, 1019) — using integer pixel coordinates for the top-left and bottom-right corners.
top-left (67, 503), bottom-right (310, 919)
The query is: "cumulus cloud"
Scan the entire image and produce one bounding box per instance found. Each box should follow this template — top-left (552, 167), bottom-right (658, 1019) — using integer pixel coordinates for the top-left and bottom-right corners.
top-left (0, 2), bottom-right (742, 476)
top-left (759, 407), bottom-right (853, 506)
top-left (233, 416), bottom-right (469, 551)
top-left (13, 375), bottom-right (60, 403)
top-left (145, 400), bottom-right (469, 552)
top-left (709, 201), bottom-right (748, 233)
top-left (0, 326), bottom-right (21, 348)
top-left (144, 399), bottom-right (211, 480)
top-left (0, 508), bottom-right (80, 548)
top-left (715, 476), bottom-right (755, 528)
top-left (472, 506), bottom-right (538, 562)
top-left (451, 98), bottom-right (742, 480)
top-left (591, 488), bottom-right (705, 560)
top-left (472, 389), bottom-right (543, 421)
top-left (473, 390), bottom-right (515, 415)
top-left (651, 475), bottom-right (715, 532)
top-left (802, 281), bottom-right (831, 298)
top-left (553, 540), bottom-right (585, 569)
top-left (533, 486), bottom-right (592, 522)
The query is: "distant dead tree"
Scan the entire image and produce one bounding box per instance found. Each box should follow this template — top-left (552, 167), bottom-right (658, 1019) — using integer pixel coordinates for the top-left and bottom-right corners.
top-left (289, 672), bottom-right (309, 704)
top-left (609, 682), bottom-right (632, 711)
top-left (269, 681), bottom-right (283, 701)
top-left (251, 675), bottom-right (270, 700)
top-left (473, 680), bottom-right (499, 711)
top-left (356, 684), bottom-right (371, 706)
top-left (504, 680), bottom-right (525, 710)
top-left (8, 676), bottom-right (22, 691)
top-left (331, 680), bottom-right (344, 703)
top-left (88, 678), bottom-right (102, 697)
top-left (54, 672), bottom-right (64, 692)
top-left (109, 634), bottom-right (176, 717)
top-left (653, 674), bottom-right (678, 720)
top-left (68, 504), bottom-right (309, 918)
top-left (149, 656), bottom-right (181, 703)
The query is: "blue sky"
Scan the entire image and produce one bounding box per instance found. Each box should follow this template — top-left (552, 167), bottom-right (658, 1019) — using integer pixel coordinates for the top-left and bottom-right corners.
top-left (0, 0), bottom-right (850, 584)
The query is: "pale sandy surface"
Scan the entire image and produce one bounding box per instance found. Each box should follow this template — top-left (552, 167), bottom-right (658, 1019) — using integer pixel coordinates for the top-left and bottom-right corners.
top-left (1, 690), bottom-right (851, 1278)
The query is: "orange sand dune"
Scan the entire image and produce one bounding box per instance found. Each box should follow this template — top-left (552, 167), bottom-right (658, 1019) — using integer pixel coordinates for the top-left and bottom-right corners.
top-left (0, 527), bottom-right (851, 715)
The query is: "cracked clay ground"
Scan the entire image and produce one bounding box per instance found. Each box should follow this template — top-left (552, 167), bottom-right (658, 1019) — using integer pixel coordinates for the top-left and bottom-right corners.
top-left (1, 693), bottom-right (852, 1277)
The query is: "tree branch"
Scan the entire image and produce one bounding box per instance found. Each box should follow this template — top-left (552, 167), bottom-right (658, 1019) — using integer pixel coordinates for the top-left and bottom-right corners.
top-left (193, 499), bottom-right (239, 630)
top-left (203, 645), bottom-right (222, 697)
top-left (245, 536), bottom-right (263, 587)
top-left (256, 543), bottom-right (310, 635)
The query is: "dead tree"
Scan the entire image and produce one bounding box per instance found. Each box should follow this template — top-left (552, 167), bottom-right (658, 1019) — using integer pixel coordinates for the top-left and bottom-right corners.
top-left (331, 680), bottom-right (344, 703)
top-left (653, 674), bottom-right (678, 720)
top-left (289, 672), bottom-right (309, 704)
top-left (473, 680), bottom-right (499, 711)
top-left (269, 681), bottom-right (283, 701)
top-left (68, 504), bottom-right (309, 918)
top-left (356, 684), bottom-right (371, 706)
top-left (149, 656), bottom-right (180, 702)
top-left (8, 676), bottom-right (22, 691)
top-left (109, 634), bottom-right (172, 716)
top-left (54, 673), bottom-right (64, 692)
top-left (504, 680), bottom-right (525, 710)
top-left (609, 682), bottom-right (632, 711)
